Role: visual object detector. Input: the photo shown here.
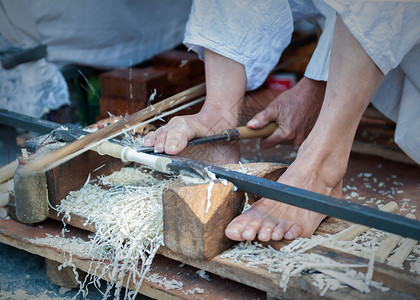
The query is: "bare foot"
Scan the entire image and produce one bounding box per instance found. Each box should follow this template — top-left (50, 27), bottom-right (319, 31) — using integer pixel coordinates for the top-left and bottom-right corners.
top-left (225, 135), bottom-right (346, 241)
top-left (225, 161), bottom-right (343, 241)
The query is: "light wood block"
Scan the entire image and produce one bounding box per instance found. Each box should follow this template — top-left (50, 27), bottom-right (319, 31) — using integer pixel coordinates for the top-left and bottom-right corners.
top-left (163, 162), bottom-right (286, 260)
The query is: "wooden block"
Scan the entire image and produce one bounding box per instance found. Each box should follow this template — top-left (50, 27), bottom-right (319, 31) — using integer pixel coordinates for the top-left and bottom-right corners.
top-left (98, 96), bottom-right (142, 118)
top-left (163, 162), bottom-right (286, 260)
top-left (152, 49), bottom-right (204, 79)
top-left (100, 67), bottom-right (169, 100)
top-left (152, 65), bottom-right (205, 94)
top-left (46, 150), bottom-right (124, 208)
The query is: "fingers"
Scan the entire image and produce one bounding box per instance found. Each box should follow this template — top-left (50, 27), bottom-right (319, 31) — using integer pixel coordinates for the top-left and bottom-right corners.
top-left (142, 131), bottom-right (156, 147)
top-left (141, 116), bottom-right (195, 155)
top-left (247, 104), bottom-right (279, 129)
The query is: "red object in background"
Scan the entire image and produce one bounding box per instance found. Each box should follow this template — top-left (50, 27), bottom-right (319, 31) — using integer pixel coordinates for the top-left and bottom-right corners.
top-left (267, 73), bottom-right (296, 91)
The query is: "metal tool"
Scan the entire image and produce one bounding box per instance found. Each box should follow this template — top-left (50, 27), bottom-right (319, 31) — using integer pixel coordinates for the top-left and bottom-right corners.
top-left (202, 163), bottom-right (420, 240)
top-left (120, 152), bottom-right (420, 240)
top-left (138, 122), bottom-right (278, 152)
top-left (0, 109), bottom-right (89, 144)
top-left (1, 45), bottom-right (47, 70)
top-left (97, 141), bottom-right (208, 180)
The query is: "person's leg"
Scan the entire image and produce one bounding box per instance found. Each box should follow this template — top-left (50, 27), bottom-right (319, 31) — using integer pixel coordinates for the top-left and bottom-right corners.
top-left (225, 15), bottom-right (384, 241)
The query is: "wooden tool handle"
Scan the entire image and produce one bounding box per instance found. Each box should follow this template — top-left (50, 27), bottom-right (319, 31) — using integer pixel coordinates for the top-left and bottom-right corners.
top-left (223, 122), bottom-right (277, 141)
top-left (97, 141), bottom-right (171, 173)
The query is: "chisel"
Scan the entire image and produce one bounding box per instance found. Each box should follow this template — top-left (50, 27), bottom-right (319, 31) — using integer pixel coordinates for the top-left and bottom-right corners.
top-left (138, 122), bottom-right (278, 152)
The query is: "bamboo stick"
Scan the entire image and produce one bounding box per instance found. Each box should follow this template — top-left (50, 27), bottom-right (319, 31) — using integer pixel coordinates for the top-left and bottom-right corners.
top-left (386, 213), bottom-right (418, 268)
top-left (0, 160), bottom-right (18, 184)
top-left (334, 201), bottom-right (398, 241)
top-left (24, 83), bottom-right (206, 173)
top-left (375, 213), bottom-right (416, 263)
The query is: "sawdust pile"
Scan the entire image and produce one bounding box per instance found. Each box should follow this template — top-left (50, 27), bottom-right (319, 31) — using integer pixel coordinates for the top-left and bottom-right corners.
top-left (45, 167), bottom-right (169, 299)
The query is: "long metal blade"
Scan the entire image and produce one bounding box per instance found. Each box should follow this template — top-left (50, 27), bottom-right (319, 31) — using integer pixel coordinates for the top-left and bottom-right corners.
top-left (206, 164), bottom-right (420, 240)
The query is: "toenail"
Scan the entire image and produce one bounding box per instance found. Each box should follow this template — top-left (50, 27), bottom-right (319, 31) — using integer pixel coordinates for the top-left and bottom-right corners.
top-left (226, 223), bottom-right (243, 234)
top-left (242, 230), bottom-right (253, 240)
top-left (259, 233), bottom-right (268, 240)
top-left (284, 231), bottom-right (294, 239)
top-left (154, 145), bottom-right (163, 153)
top-left (272, 232), bottom-right (280, 240)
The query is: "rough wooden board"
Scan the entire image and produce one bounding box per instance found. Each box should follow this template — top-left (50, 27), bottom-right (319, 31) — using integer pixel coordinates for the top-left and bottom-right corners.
top-left (163, 162), bottom-right (286, 259)
top-left (352, 141), bottom-right (417, 166)
top-left (0, 219), bottom-right (264, 300)
top-left (1, 217), bottom-right (417, 299)
top-left (46, 150), bottom-right (125, 207)
top-left (159, 246), bottom-right (418, 300)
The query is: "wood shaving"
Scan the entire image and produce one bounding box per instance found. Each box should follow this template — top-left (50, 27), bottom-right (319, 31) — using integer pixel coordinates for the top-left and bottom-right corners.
top-left (145, 273), bottom-right (183, 290)
top-left (182, 287), bottom-right (204, 295)
top-left (221, 232), bottom-right (391, 296)
top-left (196, 269), bottom-right (211, 281)
top-left (51, 167), bottom-right (171, 299)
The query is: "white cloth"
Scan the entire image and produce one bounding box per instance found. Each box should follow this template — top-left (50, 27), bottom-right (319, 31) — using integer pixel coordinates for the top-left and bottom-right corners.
top-left (184, 0), bottom-right (420, 163)
top-left (0, 0), bottom-right (192, 118)
top-left (321, 1), bottom-right (420, 163)
top-left (184, 0), bottom-right (294, 91)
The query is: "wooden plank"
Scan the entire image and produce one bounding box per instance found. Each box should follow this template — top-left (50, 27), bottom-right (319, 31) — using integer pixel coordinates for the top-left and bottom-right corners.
top-left (159, 246), bottom-right (418, 299)
top-left (351, 141), bottom-right (417, 166)
top-left (0, 218), bottom-right (265, 300)
top-left (163, 162), bottom-right (286, 259)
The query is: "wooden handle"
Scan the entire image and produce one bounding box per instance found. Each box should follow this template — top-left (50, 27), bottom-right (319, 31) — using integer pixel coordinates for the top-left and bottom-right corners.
top-left (224, 122), bottom-right (277, 141)
top-left (97, 141), bottom-right (171, 173)
top-left (334, 201), bottom-right (398, 241)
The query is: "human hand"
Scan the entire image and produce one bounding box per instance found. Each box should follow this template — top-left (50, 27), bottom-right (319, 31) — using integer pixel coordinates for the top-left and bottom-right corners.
top-left (141, 113), bottom-right (212, 155)
top-left (248, 77), bottom-right (326, 147)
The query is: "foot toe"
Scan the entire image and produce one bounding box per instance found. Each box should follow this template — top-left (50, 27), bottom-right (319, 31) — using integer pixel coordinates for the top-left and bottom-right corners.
top-left (284, 223), bottom-right (303, 240)
top-left (271, 221), bottom-right (288, 240)
top-left (225, 220), bottom-right (246, 241)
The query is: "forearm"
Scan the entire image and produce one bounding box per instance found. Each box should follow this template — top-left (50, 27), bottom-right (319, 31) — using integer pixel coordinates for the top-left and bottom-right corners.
top-left (197, 49), bottom-right (247, 133)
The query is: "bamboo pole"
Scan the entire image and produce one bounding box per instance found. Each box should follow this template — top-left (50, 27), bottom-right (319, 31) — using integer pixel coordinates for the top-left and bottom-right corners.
top-left (375, 213), bottom-right (415, 263)
top-left (0, 160), bottom-right (18, 184)
top-left (334, 201), bottom-right (398, 241)
top-left (24, 83), bottom-right (206, 173)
